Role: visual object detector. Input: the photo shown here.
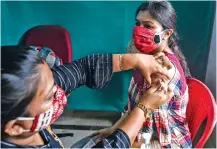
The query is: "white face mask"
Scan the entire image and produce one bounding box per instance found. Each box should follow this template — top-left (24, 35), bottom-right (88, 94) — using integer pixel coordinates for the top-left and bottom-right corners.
top-left (154, 29), bottom-right (167, 45)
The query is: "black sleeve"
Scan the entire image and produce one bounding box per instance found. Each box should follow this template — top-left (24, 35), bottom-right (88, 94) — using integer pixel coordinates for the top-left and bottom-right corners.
top-left (52, 54), bottom-right (113, 95)
top-left (93, 129), bottom-right (131, 148)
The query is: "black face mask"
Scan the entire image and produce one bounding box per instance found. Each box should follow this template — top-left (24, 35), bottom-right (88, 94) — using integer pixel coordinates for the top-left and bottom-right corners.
top-left (154, 30), bottom-right (167, 44)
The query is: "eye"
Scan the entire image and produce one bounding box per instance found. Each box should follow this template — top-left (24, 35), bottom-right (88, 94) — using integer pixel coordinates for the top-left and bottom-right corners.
top-left (144, 24), bottom-right (154, 29)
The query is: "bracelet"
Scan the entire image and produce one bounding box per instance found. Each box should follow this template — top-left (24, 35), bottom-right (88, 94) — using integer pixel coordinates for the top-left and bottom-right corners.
top-left (136, 103), bottom-right (153, 119)
top-left (119, 54), bottom-right (123, 71)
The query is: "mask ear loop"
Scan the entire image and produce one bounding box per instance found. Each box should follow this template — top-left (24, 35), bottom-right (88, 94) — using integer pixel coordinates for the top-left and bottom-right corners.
top-left (161, 29), bottom-right (168, 38)
top-left (155, 29), bottom-right (168, 45)
top-left (22, 130), bottom-right (31, 132)
top-left (16, 117), bottom-right (35, 120)
top-left (16, 117), bottom-right (35, 132)
top-left (161, 29), bottom-right (168, 41)
top-left (161, 29), bottom-right (171, 50)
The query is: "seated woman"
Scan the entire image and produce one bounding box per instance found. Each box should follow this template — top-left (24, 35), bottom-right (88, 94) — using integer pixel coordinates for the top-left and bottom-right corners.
top-left (127, 1), bottom-right (192, 148)
top-left (94, 1), bottom-right (192, 148)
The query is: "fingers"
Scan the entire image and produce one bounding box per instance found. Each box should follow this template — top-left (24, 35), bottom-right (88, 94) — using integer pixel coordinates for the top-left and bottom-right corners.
top-left (161, 82), bottom-right (167, 90)
top-left (154, 53), bottom-right (173, 70)
top-left (156, 66), bottom-right (170, 80)
top-left (148, 80), bottom-right (161, 93)
top-left (162, 55), bottom-right (173, 69)
top-left (155, 81), bottom-right (166, 93)
top-left (158, 86), bottom-right (168, 96)
top-left (144, 73), bottom-right (152, 85)
top-left (153, 80), bottom-right (170, 93)
top-left (95, 138), bottom-right (102, 144)
top-left (157, 82), bottom-right (167, 93)
top-left (155, 56), bottom-right (164, 67)
top-left (88, 132), bottom-right (102, 144)
top-left (167, 87), bottom-right (174, 99)
top-left (154, 52), bottom-right (165, 59)
top-left (88, 132), bottom-right (99, 137)
top-left (156, 83), bottom-right (174, 101)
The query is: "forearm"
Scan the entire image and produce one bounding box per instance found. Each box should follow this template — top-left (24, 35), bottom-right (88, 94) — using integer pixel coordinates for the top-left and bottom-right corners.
top-left (111, 112), bottom-right (128, 130)
top-left (116, 107), bottom-right (145, 145)
top-left (52, 54), bottom-right (113, 94)
top-left (113, 54), bottom-right (138, 72)
top-left (53, 53), bottom-right (139, 94)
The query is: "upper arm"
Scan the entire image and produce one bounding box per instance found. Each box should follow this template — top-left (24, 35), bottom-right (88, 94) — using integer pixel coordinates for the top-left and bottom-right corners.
top-left (167, 62), bottom-right (176, 84)
top-left (52, 54), bottom-right (113, 95)
top-left (150, 62), bottom-right (176, 86)
top-left (52, 60), bottom-right (86, 95)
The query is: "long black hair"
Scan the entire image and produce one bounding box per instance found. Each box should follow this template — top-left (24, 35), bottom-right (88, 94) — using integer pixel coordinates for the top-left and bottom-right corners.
top-left (1, 46), bottom-right (43, 127)
top-left (136, 1), bottom-right (191, 77)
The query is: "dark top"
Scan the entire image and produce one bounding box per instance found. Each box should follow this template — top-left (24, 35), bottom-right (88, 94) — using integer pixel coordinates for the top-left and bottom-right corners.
top-left (1, 54), bottom-right (130, 148)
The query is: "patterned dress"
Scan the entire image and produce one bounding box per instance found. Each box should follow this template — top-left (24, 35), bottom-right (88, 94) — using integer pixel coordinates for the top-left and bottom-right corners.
top-left (126, 40), bottom-right (192, 148)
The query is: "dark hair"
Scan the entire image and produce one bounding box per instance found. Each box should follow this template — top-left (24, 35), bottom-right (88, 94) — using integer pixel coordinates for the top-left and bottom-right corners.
top-left (136, 1), bottom-right (191, 77)
top-left (1, 46), bottom-right (43, 126)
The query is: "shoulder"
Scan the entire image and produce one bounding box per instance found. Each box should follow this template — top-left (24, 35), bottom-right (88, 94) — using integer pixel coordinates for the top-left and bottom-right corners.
top-left (167, 62), bottom-right (176, 82)
top-left (168, 61), bottom-right (187, 96)
top-left (30, 45), bottom-right (63, 68)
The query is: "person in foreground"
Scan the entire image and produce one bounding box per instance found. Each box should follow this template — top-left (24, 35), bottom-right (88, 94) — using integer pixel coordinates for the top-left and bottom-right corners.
top-left (1, 45), bottom-right (172, 148)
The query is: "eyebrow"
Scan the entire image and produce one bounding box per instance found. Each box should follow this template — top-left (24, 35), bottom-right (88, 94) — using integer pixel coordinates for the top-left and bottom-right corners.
top-left (136, 19), bottom-right (155, 25)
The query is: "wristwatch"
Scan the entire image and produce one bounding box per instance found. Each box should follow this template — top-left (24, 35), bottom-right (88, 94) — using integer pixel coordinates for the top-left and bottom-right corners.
top-left (136, 103), bottom-right (153, 119)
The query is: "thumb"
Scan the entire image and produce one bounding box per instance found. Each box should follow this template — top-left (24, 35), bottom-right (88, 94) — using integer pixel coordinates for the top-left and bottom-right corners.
top-left (154, 52), bottom-right (165, 59)
top-left (95, 138), bottom-right (102, 144)
top-left (144, 73), bottom-right (152, 85)
top-left (167, 87), bottom-right (174, 100)
top-left (157, 67), bottom-right (170, 80)
top-left (88, 131), bottom-right (99, 137)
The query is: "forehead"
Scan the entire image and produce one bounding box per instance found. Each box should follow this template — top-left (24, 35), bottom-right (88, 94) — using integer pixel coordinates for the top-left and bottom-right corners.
top-left (39, 63), bottom-right (54, 90)
top-left (136, 11), bottom-right (163, 31)
top-left (26, 63), bottom-right (54, 116)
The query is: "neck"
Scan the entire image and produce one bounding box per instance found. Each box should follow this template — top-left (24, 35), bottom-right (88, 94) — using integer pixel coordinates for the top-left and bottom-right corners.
top-left (152, 44), bottom-right (173, 55)
top-left (3, 132), bottom-right (44, 146)
top-left (163, 45), bottom-right (173, 54)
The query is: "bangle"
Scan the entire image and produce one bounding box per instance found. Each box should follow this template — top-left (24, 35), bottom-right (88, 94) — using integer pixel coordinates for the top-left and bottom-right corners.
top-left (119, 54), bottom-right (123, 71)
top-left (136, 103), bottom-right (153, 119)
